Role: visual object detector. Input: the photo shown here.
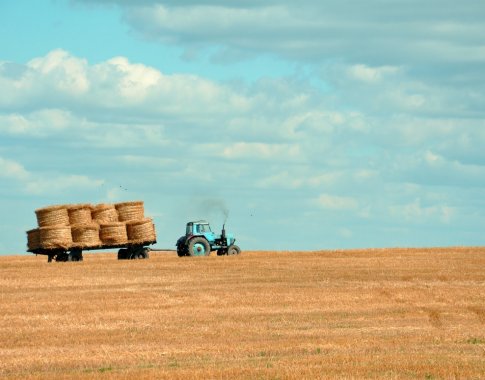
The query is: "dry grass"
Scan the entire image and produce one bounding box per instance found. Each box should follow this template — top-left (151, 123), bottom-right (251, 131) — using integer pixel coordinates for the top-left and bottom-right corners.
top-left (0, 247), bottom-right (484, 379)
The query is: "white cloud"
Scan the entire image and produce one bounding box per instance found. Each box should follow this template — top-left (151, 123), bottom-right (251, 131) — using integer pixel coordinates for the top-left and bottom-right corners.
top-left (0, 155), bottom-right (104, 197)
top-left (257, 171), bottom-right (303, 189)
top-left (25, 175), bottom-right (104, 196)
top-left (389, 198), bottom-right (454, 224)
top-left (101, 56), bottom-right (162, 102)
top-left (108, 1), bottom-right (485, 69)
top-left (0, 50), bottom-right (250, 118)
top-left (0, 109), bottom-right (71, 135)
top-left (220, 142), bottom-right (301, 160)
top-left (316, 193), bottom-right (359, 211)
top-left (347, 64), bottom-right (400, 83)
top-left (0, 157), bottom-right (30, 180)
top-left (28, 49), bottom-right (90, 95)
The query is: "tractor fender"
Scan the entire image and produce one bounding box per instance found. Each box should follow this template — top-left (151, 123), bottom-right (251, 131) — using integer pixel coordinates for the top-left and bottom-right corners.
top-left (186, 235), bottom-right (209, 246)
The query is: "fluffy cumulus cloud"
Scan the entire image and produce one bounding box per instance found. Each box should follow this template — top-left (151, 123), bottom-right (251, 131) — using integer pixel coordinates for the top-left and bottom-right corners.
top-left (1, 0), bottom-right (485, 251)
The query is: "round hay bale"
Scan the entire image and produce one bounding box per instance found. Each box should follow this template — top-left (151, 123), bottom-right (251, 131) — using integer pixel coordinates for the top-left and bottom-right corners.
top-left (92, 204), bottom-right (118, 224)
top-left (26, 228), bottom-right (41, 251)
top-left (39, 226), bottom-right (72, 249)
top-left (35, 205), bottom-right (69, 227)
top-left (115, 201), bottom-right (144, 222)
top-left (71, 223), bottom-right (101, 248)
top-left (68, 204), bottom-right (93, 225)
top-left (99, 222), bottom-right (128, 245)
top-left (126, 218), bottom-right (156, 243)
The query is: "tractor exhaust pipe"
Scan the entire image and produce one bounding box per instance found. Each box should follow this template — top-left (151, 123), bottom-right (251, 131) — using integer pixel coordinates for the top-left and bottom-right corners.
top-left (221, 223), bottom-right (226, 242)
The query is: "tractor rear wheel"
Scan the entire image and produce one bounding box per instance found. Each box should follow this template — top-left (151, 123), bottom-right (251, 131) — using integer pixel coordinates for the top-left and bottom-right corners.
top-left (227, 245), bottom-right (241, 255)
top-left (188, 237), bottom-right (210, 257)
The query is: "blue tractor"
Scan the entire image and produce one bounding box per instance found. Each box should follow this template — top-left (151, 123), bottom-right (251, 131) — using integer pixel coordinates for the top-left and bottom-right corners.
top-left (176, 220), bottom-right (241, 257)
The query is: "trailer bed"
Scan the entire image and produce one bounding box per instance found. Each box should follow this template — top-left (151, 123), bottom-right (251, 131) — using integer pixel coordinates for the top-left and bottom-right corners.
top-left (28, 240), bottom-right (157, 261)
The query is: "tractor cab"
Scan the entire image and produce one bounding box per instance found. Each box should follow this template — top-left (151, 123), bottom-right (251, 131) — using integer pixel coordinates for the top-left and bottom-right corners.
top-left (189, 220), bottom-right (210, 234)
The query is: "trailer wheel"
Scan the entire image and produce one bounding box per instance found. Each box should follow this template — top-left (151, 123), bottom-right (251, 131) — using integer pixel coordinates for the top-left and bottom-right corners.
top-left (188, 237), bottom-right (210, 257)
top-left (69, 249), bottom-right (83, 262)
top-left (56, 252), bottom-right (68, 262)
top-left (118, 248), bottom-right (128, 260)
top-left (227, 245), bottom-right (241, 255)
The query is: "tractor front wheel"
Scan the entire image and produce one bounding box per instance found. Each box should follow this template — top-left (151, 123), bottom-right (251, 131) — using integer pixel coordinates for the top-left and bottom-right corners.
top-left (227, 245), bottom-right (241, 255)
top-left (188, 237), bottom-right (210, 257)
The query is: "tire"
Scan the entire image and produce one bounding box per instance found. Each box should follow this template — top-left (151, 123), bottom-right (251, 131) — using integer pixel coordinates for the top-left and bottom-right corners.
top-left (70, 249), bottom-right (82, 262)
top-left (227, 245), bottom-right (241, 255)
top-left (118, 248), bottom-right (128, 260)
top-left (188, 237), bottom-right (210, 257)
top-left (177, 246), bottom-right (186, 257)
top-left (56, 252), bottom-right (68, 262)
top-left (142, 247), bottom-right (150, 259)
top-left (129, 246), bottom-right (148, 259)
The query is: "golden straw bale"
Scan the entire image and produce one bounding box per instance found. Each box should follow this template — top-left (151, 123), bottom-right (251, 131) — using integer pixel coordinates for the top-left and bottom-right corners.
top-left (35, 205), bottom-right (69, 227)
top-left (39, 226), bottom-right (72, 249)
top-left (115, 201), bottom-right (144, 222)
top-left (71, 223), bottom-right (101, 249)
top-left (126, 218), bottom-right (157, 243)
top-left (68, 204), bottom-right (93, 225)
top-left (99, 222), bottom-right (128, 245)
top-left (92, 204), bottom-right (118, 224)
top-left (26, 228), bottom-right (41, 251)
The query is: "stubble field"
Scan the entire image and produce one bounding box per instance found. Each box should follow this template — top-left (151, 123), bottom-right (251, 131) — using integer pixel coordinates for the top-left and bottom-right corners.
top-left (0, 247), bottom-right (484, 379)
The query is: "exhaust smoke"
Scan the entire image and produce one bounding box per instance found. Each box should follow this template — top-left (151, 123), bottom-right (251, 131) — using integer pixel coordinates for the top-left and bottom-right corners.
top-left (197, 198), bottom-right (229, 224)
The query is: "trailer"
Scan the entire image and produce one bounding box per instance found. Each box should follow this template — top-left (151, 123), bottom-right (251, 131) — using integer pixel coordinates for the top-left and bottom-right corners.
top-left (27, 201), bottom-right (158, 262)
top-left (28, 240), bottom-right (156, 262)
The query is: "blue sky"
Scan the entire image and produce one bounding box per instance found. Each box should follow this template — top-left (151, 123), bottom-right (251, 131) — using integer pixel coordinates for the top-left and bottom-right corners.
top-left (1, 0), bottom-right (484, 254)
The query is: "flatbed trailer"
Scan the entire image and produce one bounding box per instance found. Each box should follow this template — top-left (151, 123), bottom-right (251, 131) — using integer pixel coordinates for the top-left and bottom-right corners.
top-left (29, 240), bottom-right (156, 262)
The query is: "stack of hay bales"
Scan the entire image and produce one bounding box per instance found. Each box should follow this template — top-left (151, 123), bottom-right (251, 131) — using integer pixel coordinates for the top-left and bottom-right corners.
top-left (34, 205), bottom-right (72, 250)
top-left (26, 200), bottom-right (156, 251)
top-left (68, 204), bottom-right (101, 249)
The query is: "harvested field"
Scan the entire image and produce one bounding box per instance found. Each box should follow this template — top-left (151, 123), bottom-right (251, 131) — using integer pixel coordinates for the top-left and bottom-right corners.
top-left (0, 247), bottom-right (484, 379)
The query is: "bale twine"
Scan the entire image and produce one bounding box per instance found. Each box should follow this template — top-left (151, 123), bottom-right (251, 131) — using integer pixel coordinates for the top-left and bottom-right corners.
top-left (92, 204), bottom-right (118, 224)
top-left (35, 205), bottom-right (69, 227)
top-left (26, 228), bottom-right (41, 251)
top-left (71, 223), bottom-right (101, 248)
top-left (99, 222), bottom-right (128, 245)
top-left (115, 201), bottom-right (144, 222)
top-left (39, 226), bottom-right (72, 249)
top-left (68, 204), bottom-right (93, 225)
top-left (126, 218), bottom-right (156, 243)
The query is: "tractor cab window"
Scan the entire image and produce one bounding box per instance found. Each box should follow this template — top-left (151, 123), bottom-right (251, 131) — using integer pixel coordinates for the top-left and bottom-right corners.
top-left (197, 224), bottom-right (211, 233)
top-left (186, 224), bottom-right (192, 235)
